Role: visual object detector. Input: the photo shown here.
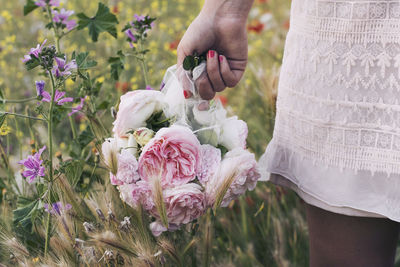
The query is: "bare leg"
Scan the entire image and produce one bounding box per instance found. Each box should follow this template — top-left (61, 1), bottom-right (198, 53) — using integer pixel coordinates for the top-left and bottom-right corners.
top-left (305, 202), bottom-right (400, 267)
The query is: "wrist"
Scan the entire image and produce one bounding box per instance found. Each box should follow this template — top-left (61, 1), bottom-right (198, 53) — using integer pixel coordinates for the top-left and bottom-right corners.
top-left (200, 0), bottom-right (254, 23)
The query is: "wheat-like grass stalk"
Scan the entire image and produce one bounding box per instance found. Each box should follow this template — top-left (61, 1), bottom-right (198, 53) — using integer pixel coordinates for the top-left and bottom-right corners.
top-left (212, 169), bottom-right (238, 214)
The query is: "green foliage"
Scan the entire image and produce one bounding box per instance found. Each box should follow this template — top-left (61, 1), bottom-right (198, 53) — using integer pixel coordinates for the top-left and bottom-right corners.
top-left (146, 110), bottom-right (170, 132)
top-left (183, 54), bottom-right (206, 71)
top-left (13, 197), bottom-right (41, 233)
top-left (77, 126), bottom-right (95, 148)
top-left (23, 0), bottom-right (39, 16)
top-left (108, 50), bottom-right (125, 80)
top-left (0, 113), bottom-right (6, 128)
top-left (77, 3), bottom-right (119, 42)
top-left (58, 159), bottom-right (84, 187)
top-left (73, 51), bottom-right (98, 70)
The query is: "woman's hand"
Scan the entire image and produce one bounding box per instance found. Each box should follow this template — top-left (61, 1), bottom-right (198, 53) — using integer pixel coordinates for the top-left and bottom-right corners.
top-left (177, 5), bottom-right (250, 100)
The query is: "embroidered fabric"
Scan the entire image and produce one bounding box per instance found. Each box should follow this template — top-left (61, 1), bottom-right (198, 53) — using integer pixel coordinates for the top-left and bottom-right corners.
top-left (258, 0), bottom-right (400, 219)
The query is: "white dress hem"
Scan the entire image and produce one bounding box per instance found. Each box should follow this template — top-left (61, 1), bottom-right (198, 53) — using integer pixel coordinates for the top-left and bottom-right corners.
top-left (258, 139), bottom-right (400, 222)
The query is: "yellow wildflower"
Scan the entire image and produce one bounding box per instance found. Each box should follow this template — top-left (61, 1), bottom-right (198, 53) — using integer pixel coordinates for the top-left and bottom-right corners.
top-left (0, 122), bottom-right (11, 136)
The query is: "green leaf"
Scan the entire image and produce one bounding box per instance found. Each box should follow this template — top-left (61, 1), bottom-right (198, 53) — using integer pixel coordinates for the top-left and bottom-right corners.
top-left (0, 113), bottom-right (6, 128)
top-left (74, 52), bottom-right (98, 69)
top-left (77, 3), bottom-right (119, 42)
top-left (108, 50), bottom-right (125, 80)
top-left (13, 197), bottom-right (40, 233)
top-left (96, 100), bottom-right (110, 110)
top-left (63, 159), bottom-right (84, 187)
top-left (183, 55), bottom-right (195, 71)
top-left (25, 58), bottom-right (41, 71)
top-left (78, 126), bottom-right (94, 149)
top-left (24, 0), bottom-right (39, 16)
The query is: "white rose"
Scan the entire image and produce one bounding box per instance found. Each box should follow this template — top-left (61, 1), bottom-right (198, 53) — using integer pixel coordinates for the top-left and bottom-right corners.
top-left (112, 90), bottom-right (166, 138)
top-left (219, 117), bottom-right (248, 150)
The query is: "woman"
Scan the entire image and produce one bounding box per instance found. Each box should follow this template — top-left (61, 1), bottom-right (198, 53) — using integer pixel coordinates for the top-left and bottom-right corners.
top-left (177, 0), bottom-right (400, 266)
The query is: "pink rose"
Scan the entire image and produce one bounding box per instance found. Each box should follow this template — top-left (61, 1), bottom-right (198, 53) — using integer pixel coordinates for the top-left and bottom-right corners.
top-left (197, 144), bottom-right (221, 185)
top-left (139, 125), bottom-right (201, 187)
top-left (112, 90), bottom-right (165, 138)
top-left (206, 148), bottom-right (260, 207)
top-left (119, 180), bottom-right (154, 210)
top-left (110, 150), bottom-right (140, 185)
top-left (149, 183), bottom-right (206, 236)
top-left (149, 221), bottom-right (180, 237)
top-left (163, 183), bottom-right (206, 225)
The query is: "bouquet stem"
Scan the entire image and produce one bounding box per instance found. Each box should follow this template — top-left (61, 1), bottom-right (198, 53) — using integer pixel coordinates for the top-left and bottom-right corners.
top-left (203, 210), bottom-right (212, 267)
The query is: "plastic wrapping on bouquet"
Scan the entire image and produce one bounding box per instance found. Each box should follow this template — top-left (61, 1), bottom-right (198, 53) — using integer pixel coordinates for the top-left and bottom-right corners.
top-left (160, 63), bottom-right (226, 147)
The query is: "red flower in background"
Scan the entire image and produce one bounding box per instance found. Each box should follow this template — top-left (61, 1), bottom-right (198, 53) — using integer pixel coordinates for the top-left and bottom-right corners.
top-left (283, 19), bottom-right (290, 29)
top-left (112, 5), bottom-right (119, 14)
top-left (115, 82), bottom-right (131, 93)
top-left (258, 0), bottom-right (268, 3)
top-left (216, 95), bottom-right (227, 106)
top-left (169, 39), bottom-right (180, 51)
top-left (247, 20), bottom-right (264, 34)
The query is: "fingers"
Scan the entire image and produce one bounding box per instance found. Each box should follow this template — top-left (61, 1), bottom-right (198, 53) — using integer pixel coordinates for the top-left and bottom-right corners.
top-left (219, 55), bottom-right (244, 88)
top-left (196, 72), bottom-right (216, 100)
top-left (180, 48), bottom-right (246, 101)
top-left (206, 50), bottom-right (226, 92)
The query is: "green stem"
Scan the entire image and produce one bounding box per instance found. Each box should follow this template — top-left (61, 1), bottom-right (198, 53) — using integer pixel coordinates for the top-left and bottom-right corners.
top-left (203, 210), bottom-right (212, 267)
top-left (1, 97), bottom-right (37, 104)
top-left (44, 211), bottom-right (51, 257)
top-left (138, 41), bottom-right (149, 86)
top-left (68, 116), bottom-right (77, 140)
top-left (0, 141), bottom-right (20, 195)
top-left (239, 197), bottom-right (248, 242)
top-left (48, 8), bottom-right (78, 142)
top-left (46, 6), bottom-right (59, 47)
top-left (1, 112), bottom-right (46, 122)
top-left (44, 71), bottom-right (57, 257)
top-left (12, 107), bottom-right (22, 160)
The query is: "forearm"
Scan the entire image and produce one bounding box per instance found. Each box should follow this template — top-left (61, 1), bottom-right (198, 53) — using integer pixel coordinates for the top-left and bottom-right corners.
top-left (200, 0), bottom-right (254, 22)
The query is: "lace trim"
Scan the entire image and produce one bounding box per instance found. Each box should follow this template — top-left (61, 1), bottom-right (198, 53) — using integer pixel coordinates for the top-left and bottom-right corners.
top-left (273, 109), bottom-right (400, 176)
top-left (290, 0), bottom-right (400, 43)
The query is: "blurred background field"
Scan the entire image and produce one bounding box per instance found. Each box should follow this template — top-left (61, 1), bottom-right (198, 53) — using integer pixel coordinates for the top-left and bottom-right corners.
top-left (0, 0), bottom-right (331, 266)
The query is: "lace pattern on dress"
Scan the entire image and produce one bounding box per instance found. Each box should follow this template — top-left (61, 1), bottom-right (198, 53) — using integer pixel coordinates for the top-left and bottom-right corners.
top-left (272, 0), bottom-right (400, 177)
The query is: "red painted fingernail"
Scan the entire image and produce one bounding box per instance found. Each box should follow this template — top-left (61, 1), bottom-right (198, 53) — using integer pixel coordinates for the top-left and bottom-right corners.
top-left (219, 55), bottom-right (223, 62)
top-left (183, 90), bottom-right (192, 99)
top-left (208, 50), bottom-right (215, 58)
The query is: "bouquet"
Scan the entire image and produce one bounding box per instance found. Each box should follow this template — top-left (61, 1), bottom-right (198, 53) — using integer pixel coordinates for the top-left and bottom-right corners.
top-left (102, 64), bottom-right (260, 236)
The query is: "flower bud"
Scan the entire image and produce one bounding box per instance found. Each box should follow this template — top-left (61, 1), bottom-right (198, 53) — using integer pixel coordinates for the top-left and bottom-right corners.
top-left (101, 138), bottom-right (118, 175)
top-left (55, 151), bottom-right (62, 161)
top-left (134, 127), bottom-right (154, 147)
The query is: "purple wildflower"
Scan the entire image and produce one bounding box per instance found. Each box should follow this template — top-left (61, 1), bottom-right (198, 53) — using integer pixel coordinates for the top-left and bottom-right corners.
top-left (22, 39), bottom-right (47, 63)
top-left (44, 202), bottom-right (72, 215)
top-left (52, 56), bottom-right (77, 78)
top-left (18, 146), bottom-right (46, 183)
top-left (145, 85), bottom-right (153, 90)
top-left (42, 90), bottom-right (73, 105)
top-left (125, 29), bottom-right (136, 41)
top-left (52, 8), bottom-right (77, 31)
top-left (35, 0), bottom-right (59, 7)
top-left (124, 29), bottom-right (136, 48)
top-left (134, 14), bottom-right (145, 22)
top-left (35, 81), bottom-right (46, 97)
top-left (68, 96), bottom-right (86, 116)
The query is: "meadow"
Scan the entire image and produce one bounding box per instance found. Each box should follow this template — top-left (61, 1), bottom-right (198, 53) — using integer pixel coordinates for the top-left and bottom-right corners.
top-left (0, 0), bottom-right (389, 266)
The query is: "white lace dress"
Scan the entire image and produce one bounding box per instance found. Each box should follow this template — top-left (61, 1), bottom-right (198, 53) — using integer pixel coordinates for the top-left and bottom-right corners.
top-left (258, 0), bottom-right (400, 221)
